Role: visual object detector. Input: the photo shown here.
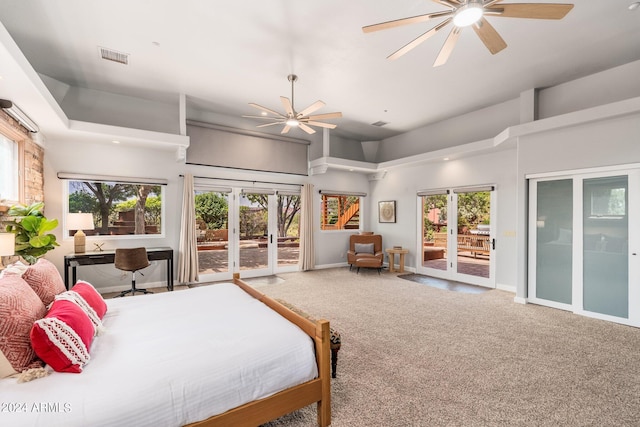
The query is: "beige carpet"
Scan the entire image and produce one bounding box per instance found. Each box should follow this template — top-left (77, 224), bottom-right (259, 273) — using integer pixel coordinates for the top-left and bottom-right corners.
top-left (252, 268), bottom-right (640, 427)
top-left (103, 268), bottom-right (640, 426)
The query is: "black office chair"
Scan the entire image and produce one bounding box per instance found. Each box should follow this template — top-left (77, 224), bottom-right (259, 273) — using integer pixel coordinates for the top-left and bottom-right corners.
top-left (114, 247), bottom-right (153, 297)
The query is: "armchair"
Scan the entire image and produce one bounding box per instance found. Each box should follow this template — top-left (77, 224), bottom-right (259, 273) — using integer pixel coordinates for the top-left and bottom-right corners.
top-left (347, 234), bottom-right (383, 273)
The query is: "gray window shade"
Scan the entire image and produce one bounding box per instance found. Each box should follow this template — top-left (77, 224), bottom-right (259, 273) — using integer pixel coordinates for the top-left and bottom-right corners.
top-left (57, 172), bottom-right (168, 185)
top-left (241, 188), bottom-right (276, 195)
top-left (186, 121), bottom-right (309, 176)
top-left (194, 185), bottom-right (232, 193)
top-left (417, 189), bottom-right (450, 196)
top-left (452, 185), bottom-right (495, 193)
top-left (319, 190), bottom-right (367, 197)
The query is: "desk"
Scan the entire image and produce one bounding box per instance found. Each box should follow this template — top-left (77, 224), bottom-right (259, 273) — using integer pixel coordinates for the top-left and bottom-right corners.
top-left (64, 247), bottom-right (173, 291)
top-left (386, 248), bottom-right (409, 273)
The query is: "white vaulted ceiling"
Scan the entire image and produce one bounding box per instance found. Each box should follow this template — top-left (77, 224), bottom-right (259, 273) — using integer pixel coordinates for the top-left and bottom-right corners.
top-left (0, 0), bottom-right (639, 144)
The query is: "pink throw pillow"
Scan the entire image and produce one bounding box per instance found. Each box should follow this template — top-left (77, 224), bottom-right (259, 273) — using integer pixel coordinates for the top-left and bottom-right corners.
top-left (22, 258), bottom-right (66, 306)
top-left (0, 275), bottom-right (46, 377)
top-left (71, 280), bottom-right (107, 319)
top-left (30, 299), bottom-right (95, 373)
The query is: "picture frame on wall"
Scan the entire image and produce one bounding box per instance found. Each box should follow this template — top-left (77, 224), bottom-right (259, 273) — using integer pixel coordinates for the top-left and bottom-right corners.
top-left (378, 200), bottom-right (396, 223)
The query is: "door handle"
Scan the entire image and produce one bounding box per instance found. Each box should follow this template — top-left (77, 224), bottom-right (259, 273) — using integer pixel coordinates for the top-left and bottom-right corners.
top-left (270, 234), bottom-right (273, 244)
top-left (492, 238), bottom-right (496, 250)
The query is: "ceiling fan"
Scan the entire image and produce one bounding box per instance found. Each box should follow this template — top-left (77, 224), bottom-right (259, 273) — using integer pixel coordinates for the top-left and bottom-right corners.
top-left (243, 74), bottom-right (342, 135)
top-left (363, 0), bottom-right (574, 67)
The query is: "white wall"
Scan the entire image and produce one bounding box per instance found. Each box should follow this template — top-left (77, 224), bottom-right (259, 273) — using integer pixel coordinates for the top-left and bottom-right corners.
top-left (329, 134), bottom-right (365, 161)
top-left (515, 109), bottom-right (640, 298)
top-left (311, 170), bottom-right (371, 267)
top-left (43, 131), bottom-right (370, 289)
top-left (59, 85), bottom-right (180, 134)
top-left (538, 60), bottom-right (640, 119)
top-left (44, 138), bottom-right (183, 291)
top-left (376, 98), bottom-right (520, 162)
top-left (368, 148), bottom-right (518, 289)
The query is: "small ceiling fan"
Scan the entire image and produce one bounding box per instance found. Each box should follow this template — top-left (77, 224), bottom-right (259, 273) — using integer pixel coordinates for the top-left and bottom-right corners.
top-left (363, 0), bottom-right (574, 67)
top-left (243, 74), bottom-right (342, 135)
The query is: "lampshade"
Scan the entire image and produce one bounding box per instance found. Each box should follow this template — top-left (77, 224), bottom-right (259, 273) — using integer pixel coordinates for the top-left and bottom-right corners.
top-left (68, 213), bottom-right (95, 254)
top-left (67, 213), bottom-right (95, 231)
top-left (0, 233), bottom-right (15, 256)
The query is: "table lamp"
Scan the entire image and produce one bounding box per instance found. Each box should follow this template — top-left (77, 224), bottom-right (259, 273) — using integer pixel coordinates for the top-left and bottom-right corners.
top-left (67, 212), bottom-right (95, 253)
top-left (0, 232), bottom-right (15, 269)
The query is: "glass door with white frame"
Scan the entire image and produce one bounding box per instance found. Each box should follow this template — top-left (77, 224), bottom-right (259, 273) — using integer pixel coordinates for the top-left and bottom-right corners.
top-left (195, 187), bottom-right (233, 282)
top-left (274, 192), bottom-right (301, 273)
top-left (238, 190), bottom-right (273, 278)
top-left (419, 192), bottom-right (449, 273)
top-left (417, 187), bottom-right (496, 288)
top-left (453, 188), bottom-right (494, 286)
top-left (528, 168), bottom-right (639, 326)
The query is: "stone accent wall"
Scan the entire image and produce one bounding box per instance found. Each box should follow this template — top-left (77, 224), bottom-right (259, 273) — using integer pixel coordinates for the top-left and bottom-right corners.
top-left (0, 110), bottom-right (44, 210)
top-left (22, 139), bottom-right (44, 205)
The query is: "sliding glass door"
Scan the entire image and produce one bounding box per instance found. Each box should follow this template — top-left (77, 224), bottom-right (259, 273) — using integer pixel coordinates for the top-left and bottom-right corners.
top-left (528, 168), bottom-right (639, 326)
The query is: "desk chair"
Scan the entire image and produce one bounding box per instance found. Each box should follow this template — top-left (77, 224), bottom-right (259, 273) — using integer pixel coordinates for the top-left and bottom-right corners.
top-left (114, 247), bottom-right (153, 297)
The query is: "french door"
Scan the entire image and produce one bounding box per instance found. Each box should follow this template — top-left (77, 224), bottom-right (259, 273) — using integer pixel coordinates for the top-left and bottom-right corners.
top-left (528, 167), bottom-right (640, 326)
top-left (195, 187), bottom-right (301, 282)
top-left (417, 186), bottom-right (496, 288)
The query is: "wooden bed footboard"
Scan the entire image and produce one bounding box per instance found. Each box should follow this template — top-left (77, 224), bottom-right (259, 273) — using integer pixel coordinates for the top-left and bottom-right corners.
top-left (185, 273), bottom-right (331, 427)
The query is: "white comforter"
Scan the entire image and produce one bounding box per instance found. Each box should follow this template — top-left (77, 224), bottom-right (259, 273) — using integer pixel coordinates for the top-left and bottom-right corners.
top-left (0, 283), bottom-right (318, 426)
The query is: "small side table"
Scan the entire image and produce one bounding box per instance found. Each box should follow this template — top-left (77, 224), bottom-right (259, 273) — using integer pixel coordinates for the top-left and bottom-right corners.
top-left (386, 248), bottom-right (409, 273)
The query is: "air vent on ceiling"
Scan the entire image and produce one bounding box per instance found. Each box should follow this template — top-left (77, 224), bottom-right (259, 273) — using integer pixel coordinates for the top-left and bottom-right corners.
top-left (99, 47), bottom-right (129, 65)
top-left (371, 120), bottom-right (388, 127)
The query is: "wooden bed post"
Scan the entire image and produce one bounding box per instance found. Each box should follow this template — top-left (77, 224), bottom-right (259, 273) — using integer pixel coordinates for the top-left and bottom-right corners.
top-left (316, 319), bottom-right (331, 426)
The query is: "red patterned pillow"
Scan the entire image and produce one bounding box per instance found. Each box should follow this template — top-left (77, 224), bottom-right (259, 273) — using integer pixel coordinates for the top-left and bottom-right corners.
top-left (71, 280), bottom-right (107, 319)
top-left (30, 299), bottom-right (94, 373)
top-left (22, 258), bottom-right (66, 306)
top-left (0, 275), bottom-right (46, 377)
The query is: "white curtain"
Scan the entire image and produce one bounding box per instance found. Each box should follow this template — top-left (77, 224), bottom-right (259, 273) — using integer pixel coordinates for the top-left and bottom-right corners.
top-left (177, 174), bottom-right (199, 283)
top-left (298, 183), bottom-right (315, 271)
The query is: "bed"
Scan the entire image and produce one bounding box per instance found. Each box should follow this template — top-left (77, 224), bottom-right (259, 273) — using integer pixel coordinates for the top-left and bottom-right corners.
top-left (0, 272), bottom-right (331, 427)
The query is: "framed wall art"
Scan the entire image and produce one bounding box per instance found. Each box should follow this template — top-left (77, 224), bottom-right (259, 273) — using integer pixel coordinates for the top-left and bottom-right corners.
top-left (378, 200), bottom-right (396, 223)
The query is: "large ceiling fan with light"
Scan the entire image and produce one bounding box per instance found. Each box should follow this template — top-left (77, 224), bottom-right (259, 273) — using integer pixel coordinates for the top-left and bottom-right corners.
top-left (363, 0), bottom-right (574, 67)
top-left (243, 74), bottom-right (342, 135)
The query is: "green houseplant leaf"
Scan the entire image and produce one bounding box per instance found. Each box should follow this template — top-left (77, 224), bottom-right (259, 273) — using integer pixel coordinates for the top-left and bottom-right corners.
top-left (2, 202), bottom-right (59, 265)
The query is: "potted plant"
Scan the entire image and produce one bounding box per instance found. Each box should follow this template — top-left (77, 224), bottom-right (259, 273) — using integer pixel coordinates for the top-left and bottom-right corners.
top-left (2, 202), bottom-right (59, 265)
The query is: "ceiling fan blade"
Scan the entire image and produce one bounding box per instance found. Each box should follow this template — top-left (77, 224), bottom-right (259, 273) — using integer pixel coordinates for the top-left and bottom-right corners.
top-left (306, 121), bottom-right (337, 129)
top-left (298, 123), bottom-right (316, 134)
top-left (307, 112), bottom-right (342, 121)
top-left (256, 122), bottom-right (282, 128)
top-left (242, 115), bottom-right (283, 120)
top-left (281, 125), bottom-right (291, 134)
top-left (472, 17), bottom-right (507, 55)
top-left (432, 0), bottom-right (461, 7)
top-left (433, 26), bottom-right (462, 67)
top-left (297, 100), bottom-right (325, 118)
top-left (248, 103), bottom-right (285, 118)
top-left (486, 3), bottom-right (574, 20)
top-left (387, 17), bottom-right (453, 60)
top-left (280, 97), bottom-right (294, 116)
top-left (362, 10), bottom-right (453, 33)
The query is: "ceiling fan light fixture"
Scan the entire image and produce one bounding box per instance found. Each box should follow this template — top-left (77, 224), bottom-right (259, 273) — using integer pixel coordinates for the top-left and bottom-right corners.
top-left (286, 118), bottom-right (299, 127)
top-left (453, 2), bottom-right (484, 27)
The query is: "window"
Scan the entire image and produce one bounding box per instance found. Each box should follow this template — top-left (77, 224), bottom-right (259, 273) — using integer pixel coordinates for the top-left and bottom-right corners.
top-left (588, 177), bottom-right (626, 219)
top-left (64, 179), bottom-right (165, 238)
top-left (0, 134), bottom-right (19, 202)
top-left (320, 192), bottom-right (363, 231)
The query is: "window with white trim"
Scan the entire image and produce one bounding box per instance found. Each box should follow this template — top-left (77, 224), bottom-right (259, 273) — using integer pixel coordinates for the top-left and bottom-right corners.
top-left (63, 178), bottom-right (166, 238)
top-left (0, 134), bottom-right (19, 202)
top-left (319, 191), bottom-right (364, 231)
